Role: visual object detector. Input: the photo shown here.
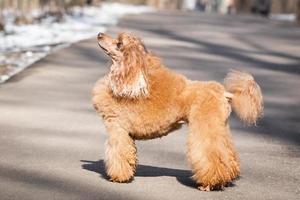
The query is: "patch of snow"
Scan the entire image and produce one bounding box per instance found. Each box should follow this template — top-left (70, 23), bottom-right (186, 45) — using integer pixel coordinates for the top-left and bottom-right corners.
top-left (0, 3), bottom-right (154, 83)
top-left (270, 14), bottom-right (296, 22)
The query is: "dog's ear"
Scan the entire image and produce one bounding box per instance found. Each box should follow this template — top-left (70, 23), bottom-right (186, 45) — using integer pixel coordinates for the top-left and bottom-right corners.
top-left (108, 41), bottom-right (149, 98)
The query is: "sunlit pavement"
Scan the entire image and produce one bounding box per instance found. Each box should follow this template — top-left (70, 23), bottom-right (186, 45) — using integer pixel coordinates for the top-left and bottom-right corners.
top-left (0, 11), bottom-right (299, 200)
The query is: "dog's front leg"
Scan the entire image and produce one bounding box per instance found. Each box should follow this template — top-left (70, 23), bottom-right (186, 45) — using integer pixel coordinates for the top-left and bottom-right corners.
top-left (104, 123), bottom-right (137, 182)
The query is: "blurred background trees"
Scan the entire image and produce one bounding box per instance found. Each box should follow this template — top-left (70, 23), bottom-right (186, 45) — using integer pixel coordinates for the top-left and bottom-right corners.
top-left (0, 0), bottom-right (300, 27)
top-left (0, 0), bottom-right (103, 28)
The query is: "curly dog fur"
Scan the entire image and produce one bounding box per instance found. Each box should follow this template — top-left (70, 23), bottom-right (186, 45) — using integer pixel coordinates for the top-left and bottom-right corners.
top-left (92, 32), bottom-right (263, 191)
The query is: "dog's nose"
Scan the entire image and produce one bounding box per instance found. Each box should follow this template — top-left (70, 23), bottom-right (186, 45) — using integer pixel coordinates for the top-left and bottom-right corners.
top-left (97, 32), bottom-right (103, 39)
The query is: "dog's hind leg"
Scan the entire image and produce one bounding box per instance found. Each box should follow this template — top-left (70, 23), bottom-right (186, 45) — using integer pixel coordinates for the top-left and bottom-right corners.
top-left (104, 123), bottom-right (137, 182)
top-left (187, 93), bottom-right (240, 191)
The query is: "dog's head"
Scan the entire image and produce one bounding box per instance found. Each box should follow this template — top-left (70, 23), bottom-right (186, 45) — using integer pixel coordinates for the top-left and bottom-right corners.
top-left (97, 32), bottom-right (149, 98)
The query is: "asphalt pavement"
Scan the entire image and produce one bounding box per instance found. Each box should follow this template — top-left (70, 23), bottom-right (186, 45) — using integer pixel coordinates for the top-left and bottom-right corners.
top-left (0, 11), bottom-right (300, 200)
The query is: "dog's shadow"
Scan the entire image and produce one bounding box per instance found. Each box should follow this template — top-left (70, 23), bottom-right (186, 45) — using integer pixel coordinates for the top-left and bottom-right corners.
top-left (81, 160), bottom-right (197, 188)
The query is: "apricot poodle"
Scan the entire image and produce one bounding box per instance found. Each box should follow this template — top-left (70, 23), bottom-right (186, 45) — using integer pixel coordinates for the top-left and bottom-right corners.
top-left (92, 32), bottom-right (263, 191)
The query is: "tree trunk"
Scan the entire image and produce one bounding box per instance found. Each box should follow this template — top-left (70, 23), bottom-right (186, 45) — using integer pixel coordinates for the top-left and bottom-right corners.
top-left (235, 0), bottom-right (251, 13)
top-left (297, 0), bottom-right (300, 24)
top-left (0, 0), bottom-right (4, 31)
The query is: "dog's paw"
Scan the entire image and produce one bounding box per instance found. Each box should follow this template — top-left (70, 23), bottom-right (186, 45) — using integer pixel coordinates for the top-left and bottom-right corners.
top-left (198, 184), bottom-right (225, 191)
top-left (108, 176), bottom-right (133, 183)
top-left (198, 185), bottom-right (211, 192)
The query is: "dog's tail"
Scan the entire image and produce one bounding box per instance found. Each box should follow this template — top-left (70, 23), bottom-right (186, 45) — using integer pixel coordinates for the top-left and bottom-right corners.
top-left (224, 70), bottom-right (263, 125)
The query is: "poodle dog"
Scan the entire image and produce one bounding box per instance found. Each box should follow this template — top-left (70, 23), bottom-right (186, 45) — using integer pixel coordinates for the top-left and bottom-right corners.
top-left (92, 32), bottom-right (263, 191)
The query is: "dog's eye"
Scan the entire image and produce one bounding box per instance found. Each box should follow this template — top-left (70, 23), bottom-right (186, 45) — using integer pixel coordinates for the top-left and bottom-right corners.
top-left (116, 42), bottom-right (122, 49)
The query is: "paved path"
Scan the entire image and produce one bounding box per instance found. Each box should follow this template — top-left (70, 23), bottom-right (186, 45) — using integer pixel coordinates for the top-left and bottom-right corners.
top-left (0, 11), bottom-right (300, 200)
